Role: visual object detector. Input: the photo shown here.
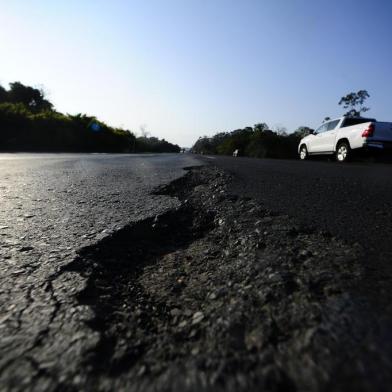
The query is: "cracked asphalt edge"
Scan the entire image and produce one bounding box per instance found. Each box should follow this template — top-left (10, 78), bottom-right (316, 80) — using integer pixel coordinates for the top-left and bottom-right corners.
top-left (2, 165), bottom-right (392, 392)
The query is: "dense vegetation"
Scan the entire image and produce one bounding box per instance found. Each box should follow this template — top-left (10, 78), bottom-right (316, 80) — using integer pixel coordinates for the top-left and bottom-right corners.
top-left (0, 82), bottom-right (180, 153)
top-left (192, 123), bottom-right (312, 159)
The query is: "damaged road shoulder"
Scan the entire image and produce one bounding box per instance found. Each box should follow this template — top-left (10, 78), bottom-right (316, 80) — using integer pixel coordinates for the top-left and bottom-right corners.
top-left (51, 165), bottom-right (391, 392)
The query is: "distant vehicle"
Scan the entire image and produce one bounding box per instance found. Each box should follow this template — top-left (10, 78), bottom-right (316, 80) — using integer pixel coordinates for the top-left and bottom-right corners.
top-left (233, 149), bottom-right (239, 157)
top-left (298, 116), bottom-right (392, 162)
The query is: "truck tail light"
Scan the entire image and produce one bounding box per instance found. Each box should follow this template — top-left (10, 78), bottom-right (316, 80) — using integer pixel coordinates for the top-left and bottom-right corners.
top-left (362, 123), bottom-right (375, 138)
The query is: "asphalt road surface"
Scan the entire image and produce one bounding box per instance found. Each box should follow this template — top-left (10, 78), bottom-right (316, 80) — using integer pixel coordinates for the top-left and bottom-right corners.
top-left (202, 155), bottom-right (392, 261)
top-left (201, 155), bottom-right (392, 326)
top-left (0, 153), bottom-right (200, 389)
top-left (2, 152), bottom-right (392, 391)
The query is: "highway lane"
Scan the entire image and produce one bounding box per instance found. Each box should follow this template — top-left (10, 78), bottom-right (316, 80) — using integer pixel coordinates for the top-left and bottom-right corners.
top-left (2, 152), bottom-right (392, 390)
top-left (0, 153), bottom-right (200, 255)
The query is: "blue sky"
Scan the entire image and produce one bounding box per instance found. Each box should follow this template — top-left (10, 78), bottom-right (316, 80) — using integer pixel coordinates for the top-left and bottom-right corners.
top-left (1, 0), bottom-right (391, 146)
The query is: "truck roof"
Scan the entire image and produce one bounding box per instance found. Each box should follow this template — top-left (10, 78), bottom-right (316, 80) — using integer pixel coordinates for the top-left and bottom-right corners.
top-left (342, 115), bottom-right (376, 121)
top-left (325, 116), bottom-right (376, 122)
top-left (322, 116), bottom-right (377, 126)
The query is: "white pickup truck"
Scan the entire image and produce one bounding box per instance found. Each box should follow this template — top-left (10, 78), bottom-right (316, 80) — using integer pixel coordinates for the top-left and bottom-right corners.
top-left (298, 116), bottom-right (392, 162)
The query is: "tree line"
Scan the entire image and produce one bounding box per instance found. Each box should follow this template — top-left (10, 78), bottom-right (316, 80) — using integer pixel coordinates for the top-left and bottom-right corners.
top-left (191, 124), bottom-right (310, 159)
top-left (192, 90), bottom-right (370, 159)
top-left (0, 82), bottom-right (180, 153)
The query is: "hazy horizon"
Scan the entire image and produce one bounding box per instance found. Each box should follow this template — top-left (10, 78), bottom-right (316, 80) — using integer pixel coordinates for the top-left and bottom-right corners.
top-left (1, 0), bottom-right (391, 147)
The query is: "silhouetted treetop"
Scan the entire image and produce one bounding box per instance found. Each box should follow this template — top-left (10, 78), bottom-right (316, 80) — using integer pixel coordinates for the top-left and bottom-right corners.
top-left (339, 90), bottom-right (370, 117)
top-left (0, 82), bottom-right (54, 112)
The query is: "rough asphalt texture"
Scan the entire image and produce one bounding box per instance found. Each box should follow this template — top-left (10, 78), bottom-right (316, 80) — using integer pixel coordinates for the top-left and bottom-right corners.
top-left (1, 154), bottom-right (392, 391)
top-left (201, 156), bottom-right (392, 260)
top-left (0, 153), bottom-right (200, 391)
top-left (200, 156), bottom-right (392, 311)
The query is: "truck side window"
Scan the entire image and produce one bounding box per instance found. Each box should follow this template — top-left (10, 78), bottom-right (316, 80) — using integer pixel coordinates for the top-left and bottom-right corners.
top-left (315, 124), bottom-right (327, 134)
top-left (327, 120), bottom-right (339, 131)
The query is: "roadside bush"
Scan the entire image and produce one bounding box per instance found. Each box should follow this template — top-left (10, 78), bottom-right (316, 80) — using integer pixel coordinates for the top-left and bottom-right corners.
top-left (192, 124), bottom-right (303, 159)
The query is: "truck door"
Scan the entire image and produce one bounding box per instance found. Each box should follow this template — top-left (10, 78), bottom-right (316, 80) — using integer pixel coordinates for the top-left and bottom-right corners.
top-left (320, 119), bottom-right (340, 152)
top-left (310, 123), bottom-right (328, 152)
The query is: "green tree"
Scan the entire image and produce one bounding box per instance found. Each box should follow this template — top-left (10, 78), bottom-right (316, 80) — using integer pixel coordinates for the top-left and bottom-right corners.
top-left (253, 122), bottom-right (269, 133)
top-left (8, 82), bottom-right (53, 112)
top-left (338, 90), bottom-right (370, 117)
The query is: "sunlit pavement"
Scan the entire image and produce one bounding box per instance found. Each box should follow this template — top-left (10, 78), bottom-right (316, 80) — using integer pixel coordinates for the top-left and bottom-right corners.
top-left (0, 153), bottom-right (200, 388)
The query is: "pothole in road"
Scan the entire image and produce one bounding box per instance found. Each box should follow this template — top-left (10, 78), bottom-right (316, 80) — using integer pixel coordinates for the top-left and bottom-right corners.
top-left (64, 168), bottom-right (216, 383)
top-left (61, 166), bottom-right (384, 392)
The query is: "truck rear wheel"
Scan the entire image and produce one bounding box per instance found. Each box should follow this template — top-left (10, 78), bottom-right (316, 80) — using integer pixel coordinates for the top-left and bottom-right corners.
top-left (335, 141), bottom-right (350, 162)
